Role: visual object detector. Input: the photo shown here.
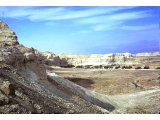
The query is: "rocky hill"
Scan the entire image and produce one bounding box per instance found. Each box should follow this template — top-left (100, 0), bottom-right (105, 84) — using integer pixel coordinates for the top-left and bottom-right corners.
top-left (0, 20), bottom-right (112, 113)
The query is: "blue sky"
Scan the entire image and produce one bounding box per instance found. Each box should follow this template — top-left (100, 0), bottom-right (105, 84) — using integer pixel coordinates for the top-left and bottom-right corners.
top-left (0, 6), bottom-right (159, 54)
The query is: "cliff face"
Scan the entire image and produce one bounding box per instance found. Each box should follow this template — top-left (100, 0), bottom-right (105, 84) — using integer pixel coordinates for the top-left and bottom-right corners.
top-left (59, 53), bottom-right (136, 66)
top-left (59, 53), bottom-right (160, 68)
top-left (0, 20), bottom-right (19, 45)
top-left (136, 52), bottom-right (160, 57)
top-left (41, 51), bottom-right (69, 67)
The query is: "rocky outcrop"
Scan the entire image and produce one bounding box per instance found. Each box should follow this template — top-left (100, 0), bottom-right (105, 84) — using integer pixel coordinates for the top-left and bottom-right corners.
top-left (0, 20), bottom-right (18, 45)
top-left (41, 52), bottom-right (70, 67)
top-left (59, 53), bottom-right (136, 66)
top-left (0, 81), bottom-right (15, 96)
top-left (0, 20), bottom-right (108, 113)
top-left (59, 53), bottom-right (160, 69)
top-left (41, 51), bottom-right (56, 59)
top-left (136, 52), bottom-right (160, 57)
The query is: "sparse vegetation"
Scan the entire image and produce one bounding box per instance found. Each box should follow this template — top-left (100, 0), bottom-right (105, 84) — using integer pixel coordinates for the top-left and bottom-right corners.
top-left (94, 65), bottom-right (103, 69)
top-left (144, 65), bottom-right (150, 69)
top-left (115, 65), bottom-right (120, 69)
top-left (135, 66), bottom-right (141, 69)
top-left (156, 67), bottom-right (160, 69)
top-left (125, 65), bottom-right (132, 69)
top-left (122, 66), bottom-right (126, 69)
top-left (75, 65), bottom-right (83, 68)
top-left (104, 66), bottom-right (109, 69)
top-left (84, 65), bottom-right (93, 69)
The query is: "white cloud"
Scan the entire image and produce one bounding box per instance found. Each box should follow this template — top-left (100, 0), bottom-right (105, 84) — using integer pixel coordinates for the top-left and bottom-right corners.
top-left (75, 10), bottom-right (155, 32)
top-left (108, 10), bottom-right (152, 20)
top-left (0, 6), bottom-right (137, 21)
top-left (75, 10), bottom-right (153, 25)
top-left (0, 6), bottom-right (156, 32)
top-left (47, 6), bottom-right (136, 20)
top-left (121, 24), bottom-right (158, 30)
top-left (91, 22), bottom-right (122, 31)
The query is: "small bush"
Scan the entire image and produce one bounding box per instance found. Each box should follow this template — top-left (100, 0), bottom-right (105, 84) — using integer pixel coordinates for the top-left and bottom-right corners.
top-left (125, 66), bottom-right (132, 69)
top-left (104, 66), bottom-right (108, 69)
top-left (84, 65), bottom-right (91, 69)
top-left (135, 66), bottom-right (141, 69)
top-left (94, 65), bottom-right (101, 69)
top-left (108, 65), bottom-right (113, 69)
top-left (156, 67), bottom-right (160, 69)
top-left (99, 65), bottom-right (103, 68)
top-left (75, 65), bottom-right (83, 68)
top-left (144, 66), bottom-right (150, 69)
top-left (122, 66), bottom-right (126, 69)
top-left (115, 65), bottom-right (120, 69)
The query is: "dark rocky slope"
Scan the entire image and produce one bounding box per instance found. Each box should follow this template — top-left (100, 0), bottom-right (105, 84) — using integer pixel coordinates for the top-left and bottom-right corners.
top-left (0, 20), bottom-right (106, 114)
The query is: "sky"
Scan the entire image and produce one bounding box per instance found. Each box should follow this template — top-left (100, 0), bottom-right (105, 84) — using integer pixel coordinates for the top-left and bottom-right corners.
top-left (0, 6), bottom-right (160, 54)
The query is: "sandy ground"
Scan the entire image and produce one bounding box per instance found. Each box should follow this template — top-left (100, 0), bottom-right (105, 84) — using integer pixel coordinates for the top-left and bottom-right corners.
top-left (54, 68), bottom-right (160, 95)
top-left (46, 67), bottom-right (160, 113)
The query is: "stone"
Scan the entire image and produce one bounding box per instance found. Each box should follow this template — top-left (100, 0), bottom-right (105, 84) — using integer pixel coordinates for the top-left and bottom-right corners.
top-left (0, 91), bottom-right (9, 105)
top-left (0, 81), bottom-right (15, 96)
top-left (41, 51), bottom-right (56, 59)
top-left (24, 52), bottom-right (35, 61)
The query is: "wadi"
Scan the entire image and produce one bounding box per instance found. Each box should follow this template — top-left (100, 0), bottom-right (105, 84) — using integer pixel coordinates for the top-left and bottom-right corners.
top-left (0, 20), bottom-right (160, 114)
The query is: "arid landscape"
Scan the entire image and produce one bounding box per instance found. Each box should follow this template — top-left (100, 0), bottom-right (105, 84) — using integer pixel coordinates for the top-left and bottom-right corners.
top-left (54, 68), bottom-right (160, 95)
top-left (0, 18), bottom-right (160, 114)
top-left (52, 67), bottom-right (160, 113)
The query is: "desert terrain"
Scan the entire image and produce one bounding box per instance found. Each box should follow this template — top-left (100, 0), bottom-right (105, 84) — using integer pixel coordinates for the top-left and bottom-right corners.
top-left (0, 20), bottom-right (160, 114)
top-left (54, 68), bottom-right (160, 95)
top-left (53, 67), bottom-right (160, 113)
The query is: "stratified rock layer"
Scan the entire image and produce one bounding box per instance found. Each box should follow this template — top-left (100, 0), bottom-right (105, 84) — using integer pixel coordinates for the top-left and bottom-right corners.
top-left (0, 20), bottom-right (18, 45)
top-left (58, 53), bottom-right (160, 69)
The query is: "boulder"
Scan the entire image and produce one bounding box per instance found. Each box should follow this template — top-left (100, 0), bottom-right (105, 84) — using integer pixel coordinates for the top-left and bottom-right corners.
top-left (24, 53), bottom-right (35, 61)
top-left (41, 51), bottom-right (56, 59)
top-left (0, 81), bottom-right (15, 96)
top-left (0, 91), bottom-right (9, 105)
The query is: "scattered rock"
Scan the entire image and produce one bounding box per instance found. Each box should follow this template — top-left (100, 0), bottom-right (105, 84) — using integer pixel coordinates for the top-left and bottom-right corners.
top-left (24, 53), bottom-right (35, 61)
top-left (0, 81), bottom-right (15, 96)
top-left (0, 91), bottom-right (9, 105)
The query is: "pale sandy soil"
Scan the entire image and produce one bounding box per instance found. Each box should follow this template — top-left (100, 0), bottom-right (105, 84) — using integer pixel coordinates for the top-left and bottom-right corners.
top-left (54, 68), bottom-right (160, 95)
top-left (52, 68), bottom-right (160, 113)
